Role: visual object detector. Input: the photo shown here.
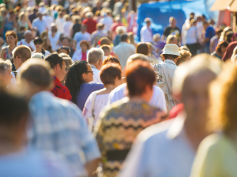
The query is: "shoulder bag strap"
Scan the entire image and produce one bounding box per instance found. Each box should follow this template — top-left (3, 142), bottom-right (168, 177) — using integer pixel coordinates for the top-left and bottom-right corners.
top-left (91, 91), bottom-right (98, 120)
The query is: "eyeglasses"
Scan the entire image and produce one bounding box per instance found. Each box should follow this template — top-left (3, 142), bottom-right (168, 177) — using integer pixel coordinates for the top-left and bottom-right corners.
top-left (86, 70), bottom-right (93, 74)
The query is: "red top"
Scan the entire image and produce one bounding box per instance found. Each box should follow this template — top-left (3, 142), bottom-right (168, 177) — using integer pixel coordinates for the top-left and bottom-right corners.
top-left (222, 41), bottom-right (237, 62)
top-left (51, 76), bottom-right (72, 101)
top-left (111, 22), bottom-right (124, 33)
top-left (82, 19), bottom-right (97, 34)
top-left (169, 103), bottom-right (184, 119)
top-left (81, 52), bottom-right (87, 61)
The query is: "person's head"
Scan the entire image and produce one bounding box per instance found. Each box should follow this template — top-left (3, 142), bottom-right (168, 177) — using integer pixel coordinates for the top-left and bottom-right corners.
top-left (209, 62), bottom-right (237, 134)
top-left (203, 20), bottom-right (209, 30)
top-left (59, 53), bottom-right (73, 72)
top-left (45, 53), bottom-right (66, 82)
top-left (12, 46), bottom-right (31, 69)
top-left (0, 59), bottom-right (12, 86)
top-left (19, 11), bottom-right (26, 21)
top-left (51, 24), bottom-right (57, 33)
top-left (114, 15), bottom-right (121, 23)
top-left (120, 33), bottom-right (128, 42)
top-left (5, 31), bottom-right (17, 45)
top-left (145, 18), bottom-right (151, 27)
top-left (87, 48), bottom-right (104, 70)
top-left (37, 12), bottom-right (43, 20)
top-left (97, 23), bottom-right (104, 31)
top-left (225, 31), bottom-right (234, 43)
top-left (100, 45), bottom-right (111, 56)
top-left (58, 46), bottom-right (70, 55)
top-left (102, 56), bottom-right (121, 66)
top-left (100, 63), bottom-right (122, 87)
top-left (64, 14), bottom-right (71, 21)
top-left (126, 60), bottom-right (155, 102)
top-left (33, 6), bottom-right (38, 13)
top-left (80, 40), bottom-right (90, 52)
top-left (153, 33), bottom-right (160, 43)
top-left (126, 54), bottom-right (148, 67)
top-left (176, 50), bottom-right (191, 66)
top-left (34, 37), bottom-right (43, 51)
top-left (216, 41), bottom-right (228, 56)
top-left (9, 10), bottom-right (15, 18)
top-left (216, 28), bottom-right (223, 38)
top-left (43, 37), bottom-right (51, 49)
top-left (161, 44), bottom-right (180, 63)
top-left (136, 42), bottom-right (149, 56)
top-left (166, 34), bottom-right (178, 45)
top-left (81, 25), bottom-right (87, 33)
top-left (58, 11), bottom-right (63, 18)
top-left (40, 31), bottom-right (48, 39)
top-left (86, 11), bottom-right (93, 19)
top-left (24, 30), bottom-right (33, 43)
top-left (65, 61), bottom-right (93, 103)
top-left (190, 19), bottom-right (196, 27)
top-left (196, 15), bottom-right (202, 22)
top-left (179, 46), bottom-right (190, 52)
top-left (0, 89), bottom-right (29, 146)
top-left (116, 26), bottom-right (125, 35)
top-left (172, 54), bottom-right (222, 127)
top-left (209, 19), bottom-right (215, 26)
top-left (169, 17), bottom-right (176, 28)
top-left (99, 37), bottom-right (111, 46)
top-left (96, 0), bottom-right (101, 7)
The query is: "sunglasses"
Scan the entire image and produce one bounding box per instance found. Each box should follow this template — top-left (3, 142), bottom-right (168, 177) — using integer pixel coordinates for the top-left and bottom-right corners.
top-left (34, 42), bottom-right (43, 45)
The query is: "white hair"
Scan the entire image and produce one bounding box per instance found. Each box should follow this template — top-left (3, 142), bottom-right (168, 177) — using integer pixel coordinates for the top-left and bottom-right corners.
top-left (0, 59), bottom-right (12, 75)
top-left (24, 30), bottom-right (32, 36)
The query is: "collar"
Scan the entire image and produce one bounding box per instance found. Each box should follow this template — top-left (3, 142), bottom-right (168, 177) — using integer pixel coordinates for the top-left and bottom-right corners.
top-left (90, 64), bottom-right (97, 69)
top-left (164, 59), bottom-right (176, 65)
top-left (54, 76), bottom-right (62, 86)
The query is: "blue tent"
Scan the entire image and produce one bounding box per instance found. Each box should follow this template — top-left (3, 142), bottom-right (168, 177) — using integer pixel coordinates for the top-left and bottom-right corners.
top-left (137, 0), bottom-right (218, 41)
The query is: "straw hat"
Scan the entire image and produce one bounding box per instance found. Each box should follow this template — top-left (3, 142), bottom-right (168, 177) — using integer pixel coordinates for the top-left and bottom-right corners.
top-left (162, 44), bottom-right (181, 56)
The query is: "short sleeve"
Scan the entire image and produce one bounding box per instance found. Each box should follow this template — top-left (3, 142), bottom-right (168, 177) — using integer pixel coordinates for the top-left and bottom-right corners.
top-left (163, 27), bottom-right (170, 37)
top-left (82, 92), bottom-right (93, 121)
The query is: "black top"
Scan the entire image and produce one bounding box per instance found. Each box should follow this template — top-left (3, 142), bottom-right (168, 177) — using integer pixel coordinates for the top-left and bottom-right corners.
top-left (163, 26), bottom-right (181, 38)
top-left (72, 24), bottom-right (81, 38)
top-left (92, 6), bottom-right (102, 15)
top-left (29, 13), bottom-right (37, 24)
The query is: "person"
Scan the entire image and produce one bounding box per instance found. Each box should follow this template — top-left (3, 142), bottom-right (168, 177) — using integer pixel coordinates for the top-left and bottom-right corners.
top-left (83, 63), bottom-right (122, 130)
top-left (210, 28), bottom-right (223, 53)
top-left (55, 11), bottom-right (65, 34)
top-left (0, 59), bottom-right (13, 87)
top-left (100, 45), bottom-right (112, 59)
top-left (114, 33), bottom-right (136, 69)
top-left (0, 31), bottom-right (17, 60)
top-left (153, 33), bottom-right (166, 57)
top-left (82, 12), bottom-right (97, 34)
top-left (18, 59), bottom-right (100, 177)
top-left (119, 54), bottom-right (222, 177)
top-left (128, 32), bottom-right (136, 47)
top-left (17, 30), bottom-right (35, 51)
top-left (94, 60), bottom-right (165, 177)
top-left (63, 14), bottom-right (73, 38)
top-left (32, 12), bottom-right (48, 35)
top-left (99, 9), bottom-right (113, 33)
top-left (73, 25), bottom-right (91, 51)
top-left (2, 10), bottom-right (16, 40)
top-left (166, 34), bottom-right (178, 45)
top-left (108, 54), bottom-right (167, 112)
top-left (45, 53), bottom-right (72, 100)
top-left (0, 89), bottom-right (73, 177)
top-left (140, 18), bottom-right (153, 42)
top-left (136, 42), bottom-right (149, 56)
top-left (102, 56), bottom-right (121, 66)
top-left (32, 37), bottom-right (51, 57)
top-left (59, 53), bottom-right (73, 72)
top-left (17, 12), bottom-right (32, 31)
top-left (113, 26), bottom-right (125, 46)
top-left (91, 23), bottom-right (107, 45)
top-left (111, 16), bottom-right (124, 39)
top-left (211, 41), bottom-right (228, 60)
top-left (29, 7), bottom-right (38, 24)
top-left (203, 21), bottom-right (216, 54)
top-left (58, 46), bottom-right (71, 55)
top-left (43, 10), bottom-right (54, 31)
top-left (48, 24), bottom-right (61, 51)
top-left (190, 62), bottom-right (237, 177)
top-left (42, 37), bottom-right (53, 53)
top-left (163, 17), bottom-right (181, 43)
top-left (65, 60), bottom-right (104, 110)
top-left (72, 40), bottom-right (90, 62)
top-left (176, 49), bottom-right (191, 65)
top-left (92, 0), bottom-right (102, 14)
top-left (71, 16), bottom-right (81, 38)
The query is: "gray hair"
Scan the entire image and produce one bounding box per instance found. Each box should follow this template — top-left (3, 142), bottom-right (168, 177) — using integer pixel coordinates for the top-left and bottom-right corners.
top-left (126, 54), bottom-right (148, 66)
top-left (0, 59), bottom-right (12, 75)
top-left (87, 48), bottom-right (104, 64)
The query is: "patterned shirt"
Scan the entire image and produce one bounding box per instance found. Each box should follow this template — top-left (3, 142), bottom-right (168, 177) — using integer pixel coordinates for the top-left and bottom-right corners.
top-left (94, 98), bottom-right (164, 177)
top-left (28, 91), bottom-right (101, 177)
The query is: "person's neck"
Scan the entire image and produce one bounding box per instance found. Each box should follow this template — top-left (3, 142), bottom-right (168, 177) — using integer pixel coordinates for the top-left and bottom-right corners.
top-left (52, 32), bottom-right (56, 37)
top-left (25, 39), bottom-right (31, 44)
top-left (0, 135), bottom-right (23, 156)
top-left (129, 96), bottom-right (148, 103)
top-left (82, 50), bottom-right (87, 53)
top-left (9, 44), bottom-right (16, 49)
top-left (90, 63), bottom-right (100, 70)
top-left (105, 84), bottom-right (116, 92)
top-left (36, 48), bottom-right (41, 53)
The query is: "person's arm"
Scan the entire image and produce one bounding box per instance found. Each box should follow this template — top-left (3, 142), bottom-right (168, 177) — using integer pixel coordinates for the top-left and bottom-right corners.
top-left (28, 19), bottom-right (32, 29)
top-left (0, 48), bottom-right (5, 59)
top-left (210, 38), bottom-right (214, 53)
top-left (85, 158), bottom-right (101, 177)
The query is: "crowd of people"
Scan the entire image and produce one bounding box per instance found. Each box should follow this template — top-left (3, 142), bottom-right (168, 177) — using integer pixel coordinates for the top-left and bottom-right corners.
top-left (0, 0), bottom-right (237, 177)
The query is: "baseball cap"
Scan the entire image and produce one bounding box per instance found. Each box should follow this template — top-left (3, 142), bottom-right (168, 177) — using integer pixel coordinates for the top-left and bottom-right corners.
top-left (45, 53), bottom-right (65, 68)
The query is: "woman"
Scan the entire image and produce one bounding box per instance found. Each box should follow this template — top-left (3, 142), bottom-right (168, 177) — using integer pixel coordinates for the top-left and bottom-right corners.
top-left (211, 41), bottom-right (228, 60)
top-left (102, 56), bottom-right (121, 66)
top-left (176, 49), bottom-right (191, 65)
top-left (58, 46), bottom-right (71, 55)
top-left (94, 61), bottom-right (164, 177)
top-left (42, 37), bottom-right (53, 53)
top-left (3, 10), bottom-right (16, 40)
top-left (128, 32), bottom-right (136, 47)
top-left (32, 37), bottom-right (51, 57)
top-left (65, 61), bottom-right (104, 110)
top-left (63, 14), bottom-right (73, 38)
top-left (48, 25), bottom-right (61, 51)
top-left (0, 59), bottom-right (13, 87)
top-left (113, 26), bottom-right (125, 47)
top-left (72, 40), bottom-right (90, 62)
top-left (71, 15), bottom-right (81, 38)
top-left (190, 63), bottom-right (237, 177)
top-left (0, 31), bottom-right (17, 60)
top-left (186, 19), bottom-right (199, 56)
top-left (83, 64), bottom-right (122, 130)
top-left (166, 34), bottom-right (178, 45)
top-left (17, 12), bottom-right (32, 31)
top-left (136, 42), bottom-right (149, 56)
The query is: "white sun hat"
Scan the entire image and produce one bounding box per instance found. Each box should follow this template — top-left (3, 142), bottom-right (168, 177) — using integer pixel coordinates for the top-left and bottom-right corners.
top-left (162, 44), bottom-right (181, 56)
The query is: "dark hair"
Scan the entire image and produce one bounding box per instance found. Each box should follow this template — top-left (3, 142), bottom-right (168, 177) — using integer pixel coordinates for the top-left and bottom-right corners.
top-left (65, 61), bottom-right (89, 104)
top-left (102, 56), bottom-right (121, 66)
top-left (120, 33), bottom-right (128, 42)
top-left (80, 40), bottom-right (90, 49)
top-left (136, 42), bottom-right (149, 56)
top-left (0, 89), bottom-right (28, 130)
top-left (99, 37), bottom-right (111, 46)
top-left (216, 41), bottom-right (228, 53)
top-left (163, 54), bottom-right (178, 60)
top-left (34, 37), bottom-right (43, 44)
top-left (126, 60), bottom-right (156, 97)
top-left (59, 46), bottom-right (70, 54)
top-left (44, 53), bottom-right (63, 69)
top-left (61, 37), bottom-right (70, 42)
top-left (100, 64), bottom-right (122, 85)
top-left (100, 45), bottom-right (111, 53)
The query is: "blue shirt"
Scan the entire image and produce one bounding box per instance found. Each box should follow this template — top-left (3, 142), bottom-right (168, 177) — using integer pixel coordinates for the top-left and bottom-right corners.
top-left (205, 26), bottom-right (216, 47)
top-left (32, 18), bottom-right (48, 34)
top-left (28, 91), bottom-right (101, 177)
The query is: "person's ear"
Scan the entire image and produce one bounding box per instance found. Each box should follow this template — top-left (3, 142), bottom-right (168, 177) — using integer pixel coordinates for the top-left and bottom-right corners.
top-left (82, 72), bottom-right (87, 81)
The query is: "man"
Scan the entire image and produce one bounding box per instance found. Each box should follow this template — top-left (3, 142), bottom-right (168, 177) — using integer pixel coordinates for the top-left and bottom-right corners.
top-left (118, 54), bottom-right (222, 177)
top-left (111, 16), bottom-right (124, 39)
top-left (55, 11), bottom-right (65, 34)
top-left (113, 33), bottom-right (136, 69)
top-left (108, 54), bottom-right (167, 113)
top-left (60, 37), bottom-right (75, 57)
top-left (29, 7), bottom-right (38, 24)
top-left (99, 9), bottom-right (114, 33)
top-left (203, 20), bottom-right (215, 54)
top-left (87, 48), bottom-right (103, 84)
top-left (91, 23), bottom-right (107, 45)
top-left (140, 18), bottom-right (153, 42)
top-left (82, 12), bottom-right (97, 34)
top-left (100, 45), bottom-right (111, 59)
top-left (73, 25), bottom-right (91, 50)
top-left (43, 10), bottom-right (54, 31)
top-left (92, 0), bottom-right (102, 14)
top-left (17, 30), bottom-right (35, 51)
top-left (163, 17), bottom-right (181, 43)
top-left (0, 89), bottom-right (72, 177)
top-left (18, 60), bottom-right (101, 177)
top-left (32, 12), bottom-right (48, 35)
top-left (45, 53), bottom-right (72, 100)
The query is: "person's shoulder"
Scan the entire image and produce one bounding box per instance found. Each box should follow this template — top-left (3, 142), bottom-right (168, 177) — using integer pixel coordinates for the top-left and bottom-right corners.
top-left (153, 85), bottom-right (164, 94)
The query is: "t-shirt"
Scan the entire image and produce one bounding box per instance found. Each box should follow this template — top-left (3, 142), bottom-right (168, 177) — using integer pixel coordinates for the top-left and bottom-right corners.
top-left (81, 52), bottom-right (87, 61)
top-left (82, 19), bottom-right (97, 34)
top-left (164, 26), bottom-right (181, 39)
top-left (32, 18), bottom-right (48, 34)
top-left (51, 76), bottom-right (72, 100)
top-left (205, 26), bottom-right (216, 47)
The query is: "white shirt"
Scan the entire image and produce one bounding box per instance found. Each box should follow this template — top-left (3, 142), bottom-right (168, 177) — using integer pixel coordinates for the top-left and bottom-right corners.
top-left (140, 26), bottom-right (153, 42)
top-left (196, 21), bottom-right (203, 41)
top-left (55, 17), bottom-right (65, 33)
top-left (17, 39), bottom-right (36, 51)
top-left (99, 16), bottom-right (113, 32)
top-left (73, 32), bottom-right (91, 51)
top-left (32, 18), bottom-right (48, 34)
top-left (90, 66), bottom-right (102, 84)
top-left (108, 83), bottom-right (167, 113)
top-left (118, 115), bottom-right (195, 177)
top-left (63, 21), bottom-right (73, 38)
top-left (186, 26), bottom-right (199, 44)
top-left (32, 50), bottom-right (51, 57)
top-left (113, 42), bottom-right (136, 69)
top-left (43, 16), bottom-right (54, 31)
top-left (48, 31), bottom-right (61, 51)
top-left (71, 50), bottom-right (88, 62)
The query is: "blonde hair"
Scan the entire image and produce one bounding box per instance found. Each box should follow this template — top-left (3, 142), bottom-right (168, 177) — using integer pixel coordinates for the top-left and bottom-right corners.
top-left (64, 14), bottom-right (71, 21)
top-left (0, 59), bottom-right (12, 75)
top-left (166, 35), bottom-right (177, 44)
top-left (219, 26), bottom-right (232, 41)
top-left (231, 46), bottom-right (237, 62)
top-left (176, 50), bottom-right (191, 66)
